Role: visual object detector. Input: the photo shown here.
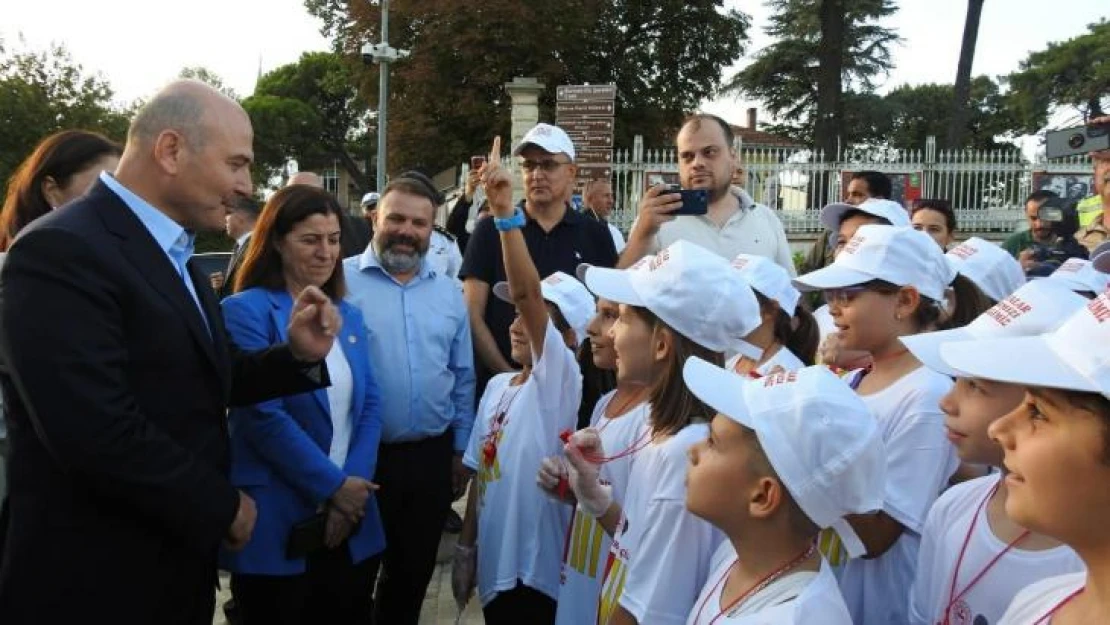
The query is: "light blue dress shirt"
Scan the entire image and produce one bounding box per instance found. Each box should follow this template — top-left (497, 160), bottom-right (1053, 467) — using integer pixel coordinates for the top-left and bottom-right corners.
top-left (343, 247), bottom-right (476, 451)
top-left (99, 172), bottom-right (208, 328)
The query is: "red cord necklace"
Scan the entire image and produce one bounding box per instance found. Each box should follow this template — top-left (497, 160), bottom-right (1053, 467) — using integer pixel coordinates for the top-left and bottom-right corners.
top-left (556, 392), bottom-right (651, 498)
top-left (941, 480), bottom-right (1031, 625)
top-left (480, 381), bottom-right (524, 466)
top-left (691, 542), bottom-right (817, 625)
top-left (1032, 586), bottom-right (1085, 625)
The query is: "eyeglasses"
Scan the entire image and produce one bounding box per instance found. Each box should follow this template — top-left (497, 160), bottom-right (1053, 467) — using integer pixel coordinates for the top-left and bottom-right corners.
top-left (822, 285), bottom-right (871, 306)
top-left (520, 159), bottom-right (570, 173)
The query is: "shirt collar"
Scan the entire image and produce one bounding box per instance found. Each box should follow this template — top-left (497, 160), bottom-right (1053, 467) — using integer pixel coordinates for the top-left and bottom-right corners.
top-left (357, 242), bottom-right (436, 280)
top-left (99, 171), bottom-right (194, 258)
top-left (520, 200), bottom-right (584, 227)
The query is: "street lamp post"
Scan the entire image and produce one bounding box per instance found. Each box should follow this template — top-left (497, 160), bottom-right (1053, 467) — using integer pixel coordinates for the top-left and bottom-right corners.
top-left (362, 0), bottom-right (408, 191)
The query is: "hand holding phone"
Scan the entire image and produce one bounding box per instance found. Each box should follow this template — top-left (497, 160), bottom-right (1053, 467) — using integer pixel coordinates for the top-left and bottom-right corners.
top-left (471, 155), bottom-right (487, 170)
top-left (663, 184), bottom-right (709, 216)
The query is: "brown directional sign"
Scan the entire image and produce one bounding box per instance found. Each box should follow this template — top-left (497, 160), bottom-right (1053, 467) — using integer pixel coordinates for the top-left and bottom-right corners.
top-left (576, 150), bottom-right (613, 163)
top-left (576, 165), bottom-right (613, 180)
top-left (566, 132), bottom-right (613, 148)
top-left (556, 101), bottom-right (615, 117)
top-left (557, 84), bottom-right (617, 102)
top-left (558, 118), bottom-right (614, 134)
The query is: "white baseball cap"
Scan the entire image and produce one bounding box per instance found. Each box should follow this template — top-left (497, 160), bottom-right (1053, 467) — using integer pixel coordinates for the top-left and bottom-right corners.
top-left (901, 280), bottom-right (1087, 377)
top-left (581, 240), bottom-right (762, 353)
top-left (512, 123), bottom-right (576, 162)
top-left (360, 192), bottom-right (380, 207)
top-left (1046, 258), bottom-right (1110, 295)
top-left (940, 291), bottom-right (1110, 399)
top-left (493, 271), bottom-right (595, 345)
top-left (1092, 241), bottom-right (1110, 274)
top-left (794, 225), bottom-right (956, 302)
top-left (683, 359), bottom-right (886, 558)
top-left (819, 198), bottom-right (910, 231)
top-left (945, 237), bottom-right (1025, 302)
top-left (731, 254), bottom-right (801, 317)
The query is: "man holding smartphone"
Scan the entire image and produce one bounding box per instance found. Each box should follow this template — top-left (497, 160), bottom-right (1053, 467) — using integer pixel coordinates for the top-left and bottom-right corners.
top-left (620, 113), bottom-right (794, 274)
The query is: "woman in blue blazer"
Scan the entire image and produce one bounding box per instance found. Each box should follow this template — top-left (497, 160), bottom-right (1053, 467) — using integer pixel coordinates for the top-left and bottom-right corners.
top-left (219, 185), bottom-right (384, 625)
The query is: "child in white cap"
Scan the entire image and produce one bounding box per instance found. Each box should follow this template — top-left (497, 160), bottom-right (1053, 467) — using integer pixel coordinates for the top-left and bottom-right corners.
top-left (938, 292), bottom-right (1110, 624)
top-left (727, 254), bottom-right (818, 376)
top-left (561, 239), bottom-right (764, 625)
top-left (453, 138), bottom-right (594, 624)
top-left (1045, 257), bottom-right (1110, 297)
top-left (945, 236), bottom-right (1026, 304)
top-left (793, 224), bottom-right (964, 624)
top-left (541, 280), bottom-right (652, 625)
top-left (901, 280), bottom-right (1087, 625)
top-left (682, 363), bottom-right (886, 624)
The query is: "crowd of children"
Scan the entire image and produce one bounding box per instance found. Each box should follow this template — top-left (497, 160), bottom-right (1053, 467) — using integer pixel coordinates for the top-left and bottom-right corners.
top-left (450, 136), bottom-right (1110, 625)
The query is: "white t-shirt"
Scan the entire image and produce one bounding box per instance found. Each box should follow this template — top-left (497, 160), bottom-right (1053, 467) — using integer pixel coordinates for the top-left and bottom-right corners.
top-left (608, 222), bottom-right (627, 254)
top-left (909, 475), bottom-right (1084, 625)
top-left (555, 392), bottom-right (651, 625)
top-left (598, 423), bottom-right (724, 625)
top-left (462, 321), bottom-right (583, 605)
top-left (687, 542), bottom-right (851, 625)
top-left (998, 572), bottom-right (1087, 625)
top-left (725, 345), bottom-right (806, 377)
top-left (323, 340), bottom-right (354, 468)
top-left (833, 365), bottom-right (956, 625)
top-left (649, 190), bottom-right (796, 276)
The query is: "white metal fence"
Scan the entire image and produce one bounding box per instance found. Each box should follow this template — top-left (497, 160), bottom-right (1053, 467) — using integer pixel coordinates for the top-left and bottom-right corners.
top-left (607, 135), bottom-right (1095, 234)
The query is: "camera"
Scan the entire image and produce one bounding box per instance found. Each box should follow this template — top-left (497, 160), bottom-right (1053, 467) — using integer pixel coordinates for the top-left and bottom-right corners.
top-left (1045, 122), bottom-right (1110, 159)
top-left (1026, 198), bottom-right (1089, 276)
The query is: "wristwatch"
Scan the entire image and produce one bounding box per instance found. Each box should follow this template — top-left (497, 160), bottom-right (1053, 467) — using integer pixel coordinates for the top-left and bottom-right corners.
top-left (494, 207), bottom-right (526, 232)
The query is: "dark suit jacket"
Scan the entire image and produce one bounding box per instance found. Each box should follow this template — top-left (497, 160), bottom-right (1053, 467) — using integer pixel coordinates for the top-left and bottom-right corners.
top-left (218, 233), bottom-right (250, 299)
top-left (0, 181), bottom-right (327, 625)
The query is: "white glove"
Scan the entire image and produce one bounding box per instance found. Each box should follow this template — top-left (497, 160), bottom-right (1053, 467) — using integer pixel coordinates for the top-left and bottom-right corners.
top-left (451, 544), bottom-right (477, 610)
top-left (537, 456), bottom-right (575, 504)
top-left (564, 429), bottom-right (612, 517)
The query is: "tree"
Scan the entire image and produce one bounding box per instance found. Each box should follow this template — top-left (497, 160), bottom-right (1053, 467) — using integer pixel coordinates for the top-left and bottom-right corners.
top-left (946, 0), bottom-right (986, 149)
top-left (304, 0), bottom-right (750, 172)
top-left (1005, 19), bottom-right (1110, 133)
top-left (724, 0), bottom-right (900, 150)
top-left (178, 66), bottom-right (238, 99)
top-left (241, 52), bottom-right (373, 192)
top-left (0, 41), bottom-right (128, 197)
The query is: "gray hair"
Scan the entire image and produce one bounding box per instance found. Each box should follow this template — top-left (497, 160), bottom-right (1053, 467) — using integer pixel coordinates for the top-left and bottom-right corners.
top-left (127, 81), bottom-right (210, 148)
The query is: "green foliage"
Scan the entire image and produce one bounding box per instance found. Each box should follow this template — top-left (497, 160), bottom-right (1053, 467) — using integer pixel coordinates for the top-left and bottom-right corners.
top-left (727, 0), bottom-right (900, 145)
top-left (304, 0), bottom-right (750, 174)
top-left (0, 41), bottom-right (128, 196)
top-left (178, 66), bottom-right (238, 99)
top-left (243, 52), bottom-right (373, 191)
top-left (1005, 19), bottom-right (1110, 132)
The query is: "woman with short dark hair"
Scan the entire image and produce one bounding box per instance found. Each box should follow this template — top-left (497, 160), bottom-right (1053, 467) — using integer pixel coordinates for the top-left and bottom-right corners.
top-left (220, 184), bottom-right (385, 625)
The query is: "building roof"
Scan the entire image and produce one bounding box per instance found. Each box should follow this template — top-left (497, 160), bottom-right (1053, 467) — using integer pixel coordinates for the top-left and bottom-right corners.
top-left (730, 125), bottom-right (804, 149)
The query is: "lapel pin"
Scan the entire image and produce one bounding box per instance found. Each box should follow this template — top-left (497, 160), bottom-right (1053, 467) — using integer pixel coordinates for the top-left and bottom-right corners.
top-left (348, 335), bottom-right (357, 344)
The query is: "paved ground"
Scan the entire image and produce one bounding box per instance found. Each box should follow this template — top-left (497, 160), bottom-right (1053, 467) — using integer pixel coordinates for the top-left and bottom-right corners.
top-left (211, 498), bottom-right (483, 625)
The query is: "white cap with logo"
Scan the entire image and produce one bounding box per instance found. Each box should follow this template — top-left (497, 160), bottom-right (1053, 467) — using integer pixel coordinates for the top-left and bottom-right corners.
top-left (901, 279), bottom-right (1087, 377)
top-left (581, 240), bottom-right (762, 353)
top-left (794, 225), bottom-right (956, 302)
top-left (819, 198), bottom-right (910, 231)
top-left (682, 360), bottom-right (886, 558)
top-left (731, 254), bottom-right (801, 317)
top-left (1046, 258), bottom-right (1110, 295)
top-left (512, 123), bottom-right (576, 162)
top-left (360, 192), bottom-right (380, 207)
top-left (493, 271), bottom-right (595, 345)
top-left (945, 237), bottom-right (1025, 302)
top-left (940, 291), bottom-right (1110, 400)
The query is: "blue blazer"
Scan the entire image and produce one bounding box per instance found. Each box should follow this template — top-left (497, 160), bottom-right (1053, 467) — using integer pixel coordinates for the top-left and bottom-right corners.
top-left (218, 288), bottom-right (385, 575)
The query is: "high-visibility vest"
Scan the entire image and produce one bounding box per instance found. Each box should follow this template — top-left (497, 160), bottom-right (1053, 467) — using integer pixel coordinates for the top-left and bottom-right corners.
top-left (1078, 195), bottom-right (1103, 227)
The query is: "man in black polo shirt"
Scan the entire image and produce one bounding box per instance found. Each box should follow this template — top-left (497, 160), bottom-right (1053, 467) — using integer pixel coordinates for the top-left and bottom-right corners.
top-left (460, 123), bottom-right (617, 390)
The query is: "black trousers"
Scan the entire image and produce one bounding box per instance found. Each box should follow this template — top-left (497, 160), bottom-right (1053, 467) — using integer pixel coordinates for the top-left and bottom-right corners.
top-left (482, 581), bottom-right (557, 625)
top-left (372, 432), bottom-right (454, 625)
top-left (230, 544), bottom-right (380, 625)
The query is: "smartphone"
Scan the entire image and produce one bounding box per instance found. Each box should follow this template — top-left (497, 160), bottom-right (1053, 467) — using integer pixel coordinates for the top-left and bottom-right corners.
top-left (1046, 123), bottom-right (1110, 159)
top-left (663, 184), bottom-right (709, 216)
top-left (471, 155), bottom-right (487, 170)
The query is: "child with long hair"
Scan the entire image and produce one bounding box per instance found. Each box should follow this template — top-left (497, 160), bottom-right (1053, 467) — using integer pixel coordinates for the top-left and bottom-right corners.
top-left (939, 291), bottom-right (1110, 624)
top-left (794, 224), bottom-right (970, 624)
top-left (561, 240), bottom-right (764, 625)
top-left (901, 280), bottom-right (1087, 624)
top-left (452, 138), bottom-right (595, 624)
top-left (728, 254), bottom-right (818, 375)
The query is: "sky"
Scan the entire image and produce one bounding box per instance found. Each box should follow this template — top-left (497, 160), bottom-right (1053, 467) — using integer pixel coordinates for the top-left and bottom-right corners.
top-left (3, 0), bottom-right (1107, 131)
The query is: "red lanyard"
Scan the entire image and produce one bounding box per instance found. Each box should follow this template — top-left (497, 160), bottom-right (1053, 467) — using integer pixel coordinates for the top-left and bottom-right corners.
top-left (942, 481), bottom-right (1031, 625)
top-left (556, 400), bottom-right (651, 498)
top-left (1032, 586), bottom-right (1085, 625)
top-left (480, 384), bottom-right (523, 465)
top-left (691, 543), bottom-right (816, 625)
